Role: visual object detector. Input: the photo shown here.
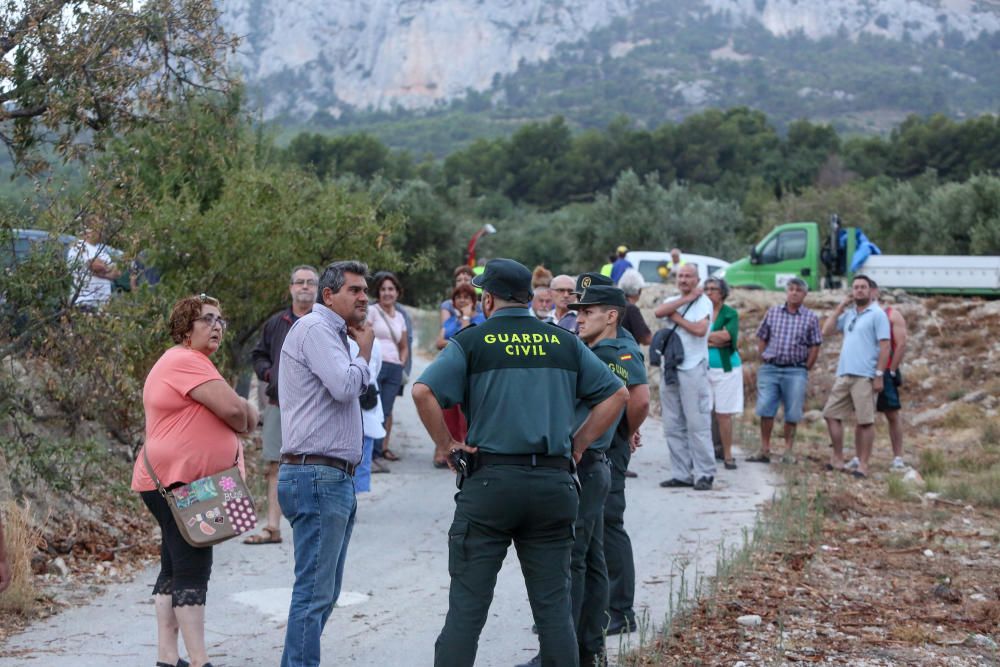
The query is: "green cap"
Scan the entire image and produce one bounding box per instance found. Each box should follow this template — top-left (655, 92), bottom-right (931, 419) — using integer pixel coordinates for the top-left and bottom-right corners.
top-left (568, 285), bottom-right (627, 309)
top-left (472, 258), bottom-right (533, 302)
top-left (574, 272), bottom-right (614, 294)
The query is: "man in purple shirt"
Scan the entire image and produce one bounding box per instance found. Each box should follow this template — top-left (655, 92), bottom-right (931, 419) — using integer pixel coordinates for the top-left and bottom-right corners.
top-left (748, 278), bottom-right (822, 464)
top-left (277, 260), bottom-right (374, 667)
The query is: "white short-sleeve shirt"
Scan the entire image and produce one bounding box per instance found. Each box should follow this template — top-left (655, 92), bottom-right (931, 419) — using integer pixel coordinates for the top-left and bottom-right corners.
top-left (661, 294), bottom-right (713, 370)
top-left (68, 240), bottom-right (115, 306)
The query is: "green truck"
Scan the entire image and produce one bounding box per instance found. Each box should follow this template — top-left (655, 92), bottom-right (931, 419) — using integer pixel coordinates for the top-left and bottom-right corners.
top-left (719, 217), bottom-right (1000, 296)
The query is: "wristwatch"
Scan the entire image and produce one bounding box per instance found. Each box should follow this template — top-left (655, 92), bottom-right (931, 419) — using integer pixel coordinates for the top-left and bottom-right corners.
top-left (874, 370), bottom-right (884, 377)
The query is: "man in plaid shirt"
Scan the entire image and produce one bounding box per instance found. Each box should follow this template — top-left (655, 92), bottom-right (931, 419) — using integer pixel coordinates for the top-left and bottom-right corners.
top-left (747, 278), bottom-right (822, 463)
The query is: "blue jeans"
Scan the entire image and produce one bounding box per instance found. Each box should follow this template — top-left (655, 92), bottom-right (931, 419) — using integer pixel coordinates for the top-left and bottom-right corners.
top-left (373, 362), bottom-right (403, 458)
top-left (755, 364), bottom-right (808, 423)
top-left (278, 464), bottom-right (357, 667)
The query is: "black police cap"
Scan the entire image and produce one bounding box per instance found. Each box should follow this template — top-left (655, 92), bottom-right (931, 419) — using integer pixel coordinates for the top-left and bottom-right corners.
top-left (472, 258), bottom-right (534, 302)
top-left (568, 285), bottom-right (628, 309)
top-left (574, 272), bottom-right (614, 294)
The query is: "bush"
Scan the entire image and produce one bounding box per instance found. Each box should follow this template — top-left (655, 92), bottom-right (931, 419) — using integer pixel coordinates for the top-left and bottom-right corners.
top-left (919, 449), bottom-right (948, 478)
top-left (0, 501), bottom-right (43, 616)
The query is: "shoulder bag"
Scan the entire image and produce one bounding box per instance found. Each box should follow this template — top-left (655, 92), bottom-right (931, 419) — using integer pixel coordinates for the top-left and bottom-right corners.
top-left (649, 300), bottom-right (695, 368)
top-left (142, 445), bottom-right (256, 548)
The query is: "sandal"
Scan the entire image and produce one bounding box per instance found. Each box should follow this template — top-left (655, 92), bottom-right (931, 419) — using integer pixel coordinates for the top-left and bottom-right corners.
top-left (243, 527), bottom-right (282, 545)
top-left (381, 449), bottom-right (401, 462)
top-left (724, 459), bottom-right (738, 470)
top-left (746, 453), bottom-right (771, 464)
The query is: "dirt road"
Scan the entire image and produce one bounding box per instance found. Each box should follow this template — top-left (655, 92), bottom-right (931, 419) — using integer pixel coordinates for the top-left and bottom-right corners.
top-left (0, 352), bottom-right (775, 666)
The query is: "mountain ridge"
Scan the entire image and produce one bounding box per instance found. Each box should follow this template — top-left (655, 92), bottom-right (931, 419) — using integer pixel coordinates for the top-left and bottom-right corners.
top-left (219, 0), bottom-right (1000, 150)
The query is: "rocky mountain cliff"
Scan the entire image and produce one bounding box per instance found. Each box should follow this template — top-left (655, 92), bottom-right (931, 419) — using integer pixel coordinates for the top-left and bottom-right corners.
top-left (221, 0), bottom-right (635, 116)
top-left (220, 0), bottom-right (1000, 121)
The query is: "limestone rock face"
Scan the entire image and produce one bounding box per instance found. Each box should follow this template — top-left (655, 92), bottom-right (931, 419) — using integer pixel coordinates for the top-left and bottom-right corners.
top-left (220, 0), bottom-right (635, 116)
top-left (703, 0), bottom-right (1000, 41)
top-left (218, 0), bottom-right (1000, 117)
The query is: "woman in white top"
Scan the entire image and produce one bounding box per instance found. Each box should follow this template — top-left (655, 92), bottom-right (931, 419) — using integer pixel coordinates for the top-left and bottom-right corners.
top-left (370, 271), bottom-right (408, 462)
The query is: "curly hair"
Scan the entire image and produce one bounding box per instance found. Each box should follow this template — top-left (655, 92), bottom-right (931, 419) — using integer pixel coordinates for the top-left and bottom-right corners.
top-left (451, 282), bottom-right (478, 305)
top-left (169, 294), bottom-right (221, 344)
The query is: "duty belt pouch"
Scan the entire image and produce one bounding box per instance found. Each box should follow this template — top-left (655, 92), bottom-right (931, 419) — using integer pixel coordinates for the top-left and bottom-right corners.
top-left (449, 449), bottom-right (473, 490)
top-left (142, 446), bottom-right (257, 548)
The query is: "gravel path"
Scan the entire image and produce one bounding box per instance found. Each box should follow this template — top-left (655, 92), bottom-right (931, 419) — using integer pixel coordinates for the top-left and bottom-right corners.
top-left (0, 351), bottom-right (776, 666)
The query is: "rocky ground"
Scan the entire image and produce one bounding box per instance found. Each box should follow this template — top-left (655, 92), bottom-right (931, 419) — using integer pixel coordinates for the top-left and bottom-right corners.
top-left (630, 286), bottom-right (1000, 665)
top-left (2, 290), bottom-right (999, 664)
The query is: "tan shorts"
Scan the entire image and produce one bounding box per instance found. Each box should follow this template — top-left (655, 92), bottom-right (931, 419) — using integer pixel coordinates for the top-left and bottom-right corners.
top-left (822, 375), bottom-right (877, 425)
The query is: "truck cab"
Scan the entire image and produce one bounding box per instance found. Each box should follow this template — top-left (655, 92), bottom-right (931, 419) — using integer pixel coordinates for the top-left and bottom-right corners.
top-left (719, 222), bottom-right (822, 291)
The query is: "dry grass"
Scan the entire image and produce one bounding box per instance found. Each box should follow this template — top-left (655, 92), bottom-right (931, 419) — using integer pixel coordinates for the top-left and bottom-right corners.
top-left (944, 465), bottom-right (1000, 508)
top-left (934, 403), bottom-right (983, 430)
top-left (0, 500), bottom-right (44, 616)
top-left (918, 449), bottom-right (949, 477)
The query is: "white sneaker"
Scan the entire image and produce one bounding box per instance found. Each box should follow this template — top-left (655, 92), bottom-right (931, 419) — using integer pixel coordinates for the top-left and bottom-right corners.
top-left (845, 457), bottom-right (860, 470)
top-left (891, 457), bottom-right (906, 470)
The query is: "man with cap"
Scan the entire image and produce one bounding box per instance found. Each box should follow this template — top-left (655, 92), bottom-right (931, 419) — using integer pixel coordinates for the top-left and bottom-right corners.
top-left (413, 258), bottom-right (628, 667)
top-left (610, 246), bottom-right (632, 284)
top-left (519, 282), bottom-right (641, 667)
top-left (572, 273), bottom-right (651, 636)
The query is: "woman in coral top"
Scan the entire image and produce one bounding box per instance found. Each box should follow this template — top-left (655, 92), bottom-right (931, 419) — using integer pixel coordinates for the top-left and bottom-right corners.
top-left (131, 294), bottom-right (258, 667)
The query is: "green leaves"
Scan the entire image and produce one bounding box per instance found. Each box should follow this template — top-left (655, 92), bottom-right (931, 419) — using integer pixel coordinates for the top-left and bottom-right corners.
top-left (0, 0), bottom-right (237, 172)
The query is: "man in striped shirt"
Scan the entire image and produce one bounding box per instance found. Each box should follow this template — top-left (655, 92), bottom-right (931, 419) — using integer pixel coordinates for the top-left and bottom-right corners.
top-left (748, 278), bottom-right (823, 464)
top-left (277, 260), bottom-right (374, 667)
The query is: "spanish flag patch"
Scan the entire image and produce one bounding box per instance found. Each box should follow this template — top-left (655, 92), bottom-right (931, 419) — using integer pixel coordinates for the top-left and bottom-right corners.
top-left (620, 354), bottom-right (633, 361)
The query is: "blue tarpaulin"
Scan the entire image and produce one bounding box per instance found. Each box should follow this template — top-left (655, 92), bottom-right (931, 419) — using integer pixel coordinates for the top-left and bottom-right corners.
top-left (839, 228), bottom-right (882, 273)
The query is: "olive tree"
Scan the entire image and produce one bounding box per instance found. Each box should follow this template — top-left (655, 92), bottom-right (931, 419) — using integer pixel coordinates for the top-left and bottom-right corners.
top-left (0, 0), bottom-right (235, 171)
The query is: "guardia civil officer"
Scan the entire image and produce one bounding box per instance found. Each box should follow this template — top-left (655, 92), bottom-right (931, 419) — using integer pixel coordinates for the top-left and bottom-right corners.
top-left (413, 258), bottom-right (628, 667)
top-left (571, 275), bottom-right (651, 637)
top-left (521, 284), bottom-right (649, 667)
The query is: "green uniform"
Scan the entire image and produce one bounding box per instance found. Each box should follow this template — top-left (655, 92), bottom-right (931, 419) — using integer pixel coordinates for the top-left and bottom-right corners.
top-left (567, 338), bottom-right (631, 660)
top-left (598, 336), bottom-right (647, 631)
top-left (418, 307), bottom-right (621, 667)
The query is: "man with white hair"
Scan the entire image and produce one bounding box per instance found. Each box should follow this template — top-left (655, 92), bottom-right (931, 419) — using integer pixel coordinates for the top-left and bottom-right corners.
top-left (653, 263), bottom-right (716, 491)
top-left (616, 269), bottom-right (652, 346)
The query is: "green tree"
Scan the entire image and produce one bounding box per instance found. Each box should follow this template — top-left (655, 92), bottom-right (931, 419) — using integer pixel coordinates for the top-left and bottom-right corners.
top-left (572, 170), bottom-right (745, 266)
top-left (0, 0), bottom-right (236, 172)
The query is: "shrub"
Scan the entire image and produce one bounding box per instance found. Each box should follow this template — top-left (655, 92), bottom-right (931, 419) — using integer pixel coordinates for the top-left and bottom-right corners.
top-left (919, 449), bottom-right (948, 477)
top-left (0, 501), bottom-right (43, 616)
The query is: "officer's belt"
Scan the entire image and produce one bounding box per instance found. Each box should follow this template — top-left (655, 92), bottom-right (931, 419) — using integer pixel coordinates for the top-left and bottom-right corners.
top-left (473, 452), bottom-right (572, 472)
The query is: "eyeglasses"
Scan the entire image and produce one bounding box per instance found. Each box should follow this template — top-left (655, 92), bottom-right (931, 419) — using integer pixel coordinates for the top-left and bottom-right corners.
top-left (196, 314), bottom-right (228, 330)
top-left (291, 279), bottom-right (319, 287)
top-left (704, 287), bottom-right (720, 292)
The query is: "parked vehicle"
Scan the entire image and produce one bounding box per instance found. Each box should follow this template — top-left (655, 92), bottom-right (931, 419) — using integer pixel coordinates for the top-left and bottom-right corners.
top-left (624, 251), bottom-right (730, 286)
top-left (2, 227), bottom-right (133, 294)
top-left (1, 228), bottom-right (77, 269)
top-left (719, 216), bottom-right (1000, 296)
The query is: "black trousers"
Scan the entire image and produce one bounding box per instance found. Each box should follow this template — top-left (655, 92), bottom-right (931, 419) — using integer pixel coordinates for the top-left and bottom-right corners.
top-left (140, 490), bottom-right (213, 607)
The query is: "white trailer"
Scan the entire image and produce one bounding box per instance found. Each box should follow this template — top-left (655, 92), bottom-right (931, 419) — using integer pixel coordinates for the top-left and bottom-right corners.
top-left (859, 255), bottom-right (1000, 295)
